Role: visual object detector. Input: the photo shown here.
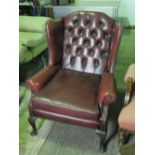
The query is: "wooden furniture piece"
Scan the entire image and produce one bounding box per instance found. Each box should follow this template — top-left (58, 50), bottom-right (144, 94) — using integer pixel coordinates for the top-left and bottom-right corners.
top-left (118, 64), bottom-right (135, 145)
top-left (26, 11), bottom-right (122, 152)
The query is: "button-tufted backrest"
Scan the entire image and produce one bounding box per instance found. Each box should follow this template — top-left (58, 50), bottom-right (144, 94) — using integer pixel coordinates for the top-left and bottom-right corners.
top-left (62, 11), bottom-right (117, 75)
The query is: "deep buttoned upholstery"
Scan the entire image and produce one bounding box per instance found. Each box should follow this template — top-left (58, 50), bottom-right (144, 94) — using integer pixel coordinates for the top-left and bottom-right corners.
top-left (26, 12), bottom-right (122, 150)
top-left (63, 12), bottom-right (115, 75)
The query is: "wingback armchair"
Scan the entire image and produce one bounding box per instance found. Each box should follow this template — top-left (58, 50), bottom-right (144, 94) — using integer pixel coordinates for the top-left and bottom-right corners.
top-left (26, 11), bottom-right (122, 152)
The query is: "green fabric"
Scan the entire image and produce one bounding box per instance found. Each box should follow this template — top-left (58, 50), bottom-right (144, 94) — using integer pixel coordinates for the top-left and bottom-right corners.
top-left (19, 16), bottom-right (50, 64)
top-left (19, 32), bottom-right (45, 47)
top-left (19, 16), bottom-right (51, 33)
top-left (19, 42), bottom-right (28, 54)
top-left (19, 41), bottom-right (47, 64)
top-left (19, 41), bottom-right (33, 64)
top-left (30, 41), bottom-right (47, 58)
top-left (19, 42), bottom-right (33, 64)
top-left (19, 86), bottom-right (27, 100)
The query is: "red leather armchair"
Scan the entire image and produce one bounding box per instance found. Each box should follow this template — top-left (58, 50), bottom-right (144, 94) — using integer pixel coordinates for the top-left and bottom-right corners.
top-left (26, 11), bottom-right (122, 152)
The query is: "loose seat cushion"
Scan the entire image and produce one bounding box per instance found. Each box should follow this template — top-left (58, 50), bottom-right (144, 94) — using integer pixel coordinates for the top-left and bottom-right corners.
top-left (19, 39), bottom-right (47, 64)
top-left (19, 41), bottom-right (33, 63)
top-left (118, 97), bottom-right (135, 131)
top-left (32, 68), bottom-right (100, 121)
top-left (19, 16), bottom-right (51, 33)
top-left (19, 32), bottom-right (45, 47)
top-left (19, 42), bottom-right (28, 54)
top-left (19, 16), bottom-right (51, 64)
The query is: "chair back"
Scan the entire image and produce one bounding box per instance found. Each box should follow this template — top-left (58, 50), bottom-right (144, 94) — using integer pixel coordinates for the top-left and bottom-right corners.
top-left (62, 11), bottom-right (121, 74)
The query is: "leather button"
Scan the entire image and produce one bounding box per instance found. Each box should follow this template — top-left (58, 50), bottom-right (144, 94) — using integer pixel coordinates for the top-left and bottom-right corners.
top-left (76, 48), bottom-right (82, 56)
top-left (83, 39), bottom-right (90, 46)
top-left (72, 37), bottom-right (77, 44)
top-left (70, 56), bottom-right (76, 66)
top-left (82, 57), bottom-right (87, 68)
top-left (94, 59), bottom-right (100, 68)
top-left (65, 45), bottom-right (70, 54)
top-left (88, 49), bottom-right (94, 56)
top-left (96, 41), bottom-right (102, 48)
top-left (104, 32), bottom-right (111, 41)
top-left (72, 16), bottom-right (78, 26)
top-left (99, 20), bottom-right (105, 28)
top-left (78, 28), bottom-right (84, 37)
top-left (90, 29), bottom-right (97, 38)
top-left (85, 19), bottom-right (91, 27)
top-left (66, 27), bottom-right (72, 36)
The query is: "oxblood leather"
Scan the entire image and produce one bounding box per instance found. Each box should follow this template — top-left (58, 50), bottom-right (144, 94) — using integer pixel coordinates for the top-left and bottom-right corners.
top-left (26, 65), bottom-right (60, 95)
top-left (45, 20), bottom-right (63, 66)
top-left (27, 11), bottom-right (122, 128)
top-left (98, 73), bottom-right (117, 106)
top-left (31, 69), bottom-right (100, 121)
top-left (63, 12), bottom-right (115, 75)
top-left (33, 109), bottom-right (99, 128)
top-left (108, 22), bottom-right (122, 73)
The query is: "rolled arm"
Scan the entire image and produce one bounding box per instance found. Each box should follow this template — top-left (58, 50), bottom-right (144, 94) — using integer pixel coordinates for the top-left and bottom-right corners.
top-left (98, 73), bottom-right (117, 106)
top-left (26, 65), bottom-right (60, 95)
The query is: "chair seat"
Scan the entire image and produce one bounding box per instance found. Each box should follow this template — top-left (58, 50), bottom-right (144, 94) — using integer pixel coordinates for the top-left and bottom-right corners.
top-left (32, 68), bottom-right (101, 121)
top-left (118, 97), bottom-right (135, 131)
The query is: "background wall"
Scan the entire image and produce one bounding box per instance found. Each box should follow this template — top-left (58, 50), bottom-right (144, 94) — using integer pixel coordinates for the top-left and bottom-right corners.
top-left (76, 0), bottom-right (135, 26)
top-left (118, 0), bottom-right (135, 26)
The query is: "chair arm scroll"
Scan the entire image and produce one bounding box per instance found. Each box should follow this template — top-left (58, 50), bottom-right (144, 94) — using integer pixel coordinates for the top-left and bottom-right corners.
top-left (26, 65), bottom-right (60, 95)
top-left (98, 73), bottom-right (117, 107)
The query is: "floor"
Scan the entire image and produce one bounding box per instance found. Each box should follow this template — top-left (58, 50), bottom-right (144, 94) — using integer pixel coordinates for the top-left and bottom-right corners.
top-left (19, 29), bottom-right (135, 155)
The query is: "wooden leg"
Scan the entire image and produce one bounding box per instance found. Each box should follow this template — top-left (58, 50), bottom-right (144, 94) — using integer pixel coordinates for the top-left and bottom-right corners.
top-left (100, 137), bottom-right (106, 152)
top-left (119, 129), bottom-right (126, 145)
top-left (96, 104), bottom-right (109, 152)
top-left (28, 116), bottom-right (37, 136)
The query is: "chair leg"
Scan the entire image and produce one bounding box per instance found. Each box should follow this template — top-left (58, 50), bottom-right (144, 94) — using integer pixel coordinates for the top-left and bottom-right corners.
top-left (28, 116), bottom-right (37, 136)
top-left (119, 129), bottom-right (126, 145)
top-left (96, 104), bottom-right (109, 152)
top-left (99, 125), bottom-right (107, 152)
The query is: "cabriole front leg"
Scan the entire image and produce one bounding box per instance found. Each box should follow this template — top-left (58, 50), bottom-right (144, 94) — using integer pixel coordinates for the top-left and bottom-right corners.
top-left (28, 116), bottom-right (37, 136)
top-left (28, 102), bottom-right (37, 135)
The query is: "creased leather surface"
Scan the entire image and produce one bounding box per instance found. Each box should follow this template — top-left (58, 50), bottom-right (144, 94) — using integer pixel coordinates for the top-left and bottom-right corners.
top-left (32, 68), bottom-right (100, 120)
